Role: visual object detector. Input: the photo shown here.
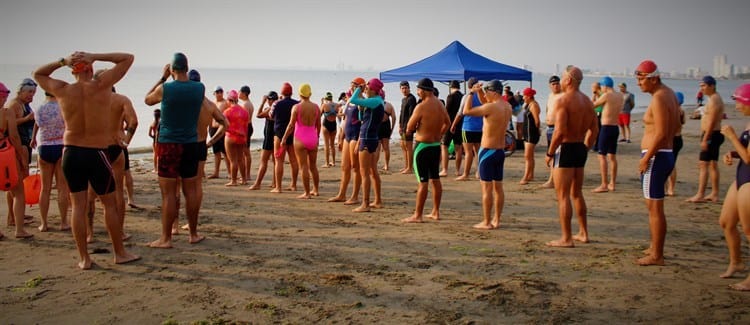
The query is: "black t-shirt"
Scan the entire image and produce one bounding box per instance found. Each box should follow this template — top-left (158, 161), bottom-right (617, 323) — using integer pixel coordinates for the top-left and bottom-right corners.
top-left (445, 91), bottom-right (464, 121)
top-left (399, 93), bottom-right (417, 131)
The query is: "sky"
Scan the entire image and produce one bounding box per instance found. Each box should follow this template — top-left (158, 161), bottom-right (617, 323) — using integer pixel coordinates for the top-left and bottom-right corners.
top-left (1, 0), bottom-right (748, 74)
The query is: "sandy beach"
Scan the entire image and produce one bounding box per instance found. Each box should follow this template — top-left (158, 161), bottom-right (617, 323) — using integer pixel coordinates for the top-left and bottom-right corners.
top-left (2, 104), bottom-right (750, 323)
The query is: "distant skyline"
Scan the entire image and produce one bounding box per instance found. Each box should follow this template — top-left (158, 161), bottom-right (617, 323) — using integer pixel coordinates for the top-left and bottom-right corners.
top-left (1, 0), bottom-right (748, 75)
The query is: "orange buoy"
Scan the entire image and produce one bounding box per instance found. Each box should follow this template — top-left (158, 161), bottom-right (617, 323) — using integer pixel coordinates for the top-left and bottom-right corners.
top-left (0, 139), bottom-right (19, 191)
top-left (23, 173), bottom-right (41, 205)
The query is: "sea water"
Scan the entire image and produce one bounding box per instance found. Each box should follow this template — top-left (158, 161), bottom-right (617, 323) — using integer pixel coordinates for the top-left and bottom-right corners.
top-left (1, 64), bottom-right (744, 151)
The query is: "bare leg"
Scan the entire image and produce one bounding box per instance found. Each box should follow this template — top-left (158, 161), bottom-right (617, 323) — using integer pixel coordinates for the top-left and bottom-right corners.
top-left (402, 182), bottom-right (428, 223)
top-left (401, 140), bottom-right (413, 174)
top-left (456, 142), bottom-right (475, 180)
top-left (592, 154), bottom-right (609, 193)
top-left (309, 148), bottom-right (320, 196)
top-left (719, 183), bottom-right (745, 277)
top-left (11, 182), bottom-right (31, 238)
top-left (473, 181), bottom-right (494, 229)
top-left (287, 144), bottom-right (299, 191)
top-left (70, 191), bottom-right (92, 269)
top-left (369, 148), bottom-right (383, 208)
top-left (704, 161), bottom-right (720, 202)
top-left (182, 175), bottom-right (205, 244)
top-left (99, 192), bottom-right (139, 264)
top-left (249, 150), bottom-right (273, 190)
top-left (271, 137), bottom-right (285, 193)
top-left (295, 143), bottom-right (311, 199)
top-left (608, 154), bottom-right (618, 191)
top-left (491, 181), bottom-right (504, 228)
top-left (55, 162), bottom-right (70, 230)
top-left (225, 142), bottom-right (239, 186)
top-left (686, 161), bottom-right (709, 202)
top-left (354, 149), bottom-right (373, 212)
top-left (454, 145), bottom-right (463, 176)
top-left (520, 142), bottom-right (535, 184)
top-left (38, 160), bottom-right (55, 232)
top-left (149, 177), bottom-right (179, 248)
top-left (440, 144), bottom-right (449, 177)
top-left (382, 139), bottom-right (390, 171)
top-left (242, 146), bottom-right (251, 184)
top-left (571, 167), bottom-right (589, 243)
top-left (667, 166), bottom-right (677, 196)
top-left (637, 199), bottom-right (667, 266)
top-left (125, 170), bottom-right (138, 208)
top-left (328, 140), bottom-right (352, 202)
top-left (547, 167), bottom-right (574, 247)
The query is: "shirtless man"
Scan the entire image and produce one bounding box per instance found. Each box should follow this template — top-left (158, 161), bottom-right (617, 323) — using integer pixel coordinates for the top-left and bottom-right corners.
top-left (687, 75), bottom-right (725, 203)
top-left (401, 78), bottom-right (451, 223)
top-left (634, 60), bottom-right (681, 266)
top-left (33, 51), bottom-right (140, 269)
top-left (145, 53), bottom-right (217, 248)
top-left (349, 78), bottom-right (385, 212)
top-left (544, 65), bottom-right (599, 247)
top-left (540, 75), bottom-right (562, 189)
top-left (208, 86), bottom-right (230, 179)
top-left (591, 76), bottom-right (624, 193)
top-left (461, 80), bottom-right (512, 229)
top-left (239, 85), bottom-right (254, 182)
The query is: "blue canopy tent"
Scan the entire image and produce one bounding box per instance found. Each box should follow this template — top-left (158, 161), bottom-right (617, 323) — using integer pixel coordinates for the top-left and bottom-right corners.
top-left (379, 40), bottom-right (532, 84)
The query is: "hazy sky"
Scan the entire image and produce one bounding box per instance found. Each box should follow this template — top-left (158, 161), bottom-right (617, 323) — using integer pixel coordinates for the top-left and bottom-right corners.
top-left (1, 0), bottom-right (748, 74)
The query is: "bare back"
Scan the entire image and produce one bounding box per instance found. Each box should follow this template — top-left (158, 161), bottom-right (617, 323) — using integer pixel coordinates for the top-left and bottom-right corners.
top-left (556, 91), bottom-right (597, 144)
top-left (198, 98), bottom-right (220, 142)
top-left (108, 93), bottom-right (135, 146)
top-left (599, 91), bottom-right (624, 125)
top-left (480, 101), bottom-right (512, 149)
top-left (296, 101), bottom-right (320, 127)
top-left (57, 80), bottom-right (115, 148)
top-left (410, 96), bottom-right (450, 143)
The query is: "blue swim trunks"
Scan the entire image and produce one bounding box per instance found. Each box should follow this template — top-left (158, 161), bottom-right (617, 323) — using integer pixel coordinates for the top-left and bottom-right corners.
top-left (478, 147), bottom-right (505, 181)
top-left (641, 149), bottom-right (675, 200)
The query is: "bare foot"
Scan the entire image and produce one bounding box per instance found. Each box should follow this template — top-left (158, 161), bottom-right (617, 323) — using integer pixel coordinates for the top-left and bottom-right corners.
top-left (438, 170), bottom-right (448, 177)
top-left (322, 163), bottom-right (330, 168)
top-left (591, 185), bottom-right (609, 193)
top-left (401, 169), bottom-right (413, 175)
top-left (78, 259), bottom-right (93, 270)
top-left (297, 193), bottom-right (312, 199)
top-left (685, 195), bottom-right (707, 203)
top-left (114, 252), bottom-right (141, 264)
top-left (189, 234), bottom-right (206, 244)
top-left (38, 224), bottom-right (48, 232)
top-left (539, 182), bottom-right (554, 189)
top-left (369, 202), bottom-right (383, 209)
top-left (60, 224), bottom-right (71, 231)
top-left (666, 190), bottom-right (675, 196)
top-left (636, 255), bottom-right (664, 266)
top-left (87, 235), bottom-right (95, 244)
top-left (171, 227), bottom-right (180, 235)
top-left (343, 199), bottom-right (359, 205)
top-left (720, 263), bottom-right (746, 278)
top-left (607, 184), bottom-right (615, 192)
top-left (426, 213), bottom-right (440, 221)
top-left (572, 233), bottom-right (589, 243)
top-left (546, 239), bottom-right (574, 247)
top-left (455, 175), bottom-right (469, 181)
top-left (123, 233), bottom-right (132, 241)
top-left (148, 239), bottom-right (173, 248)
top-left (207, 174), bottom-right (219, 179)
top-left (239, 180), bottom-right (248, 185)
top-left (703, 195), bottom-right (720, 203)
top-left (353, 205), bottom-right (371, 213)
top-left (311, 191), bottom-right (319, 197)
top-left (270, 188), bottom-right (282, 193)
top-left (382, 166), bottom-right (389, 171)
top-left (225, 181), bottom-right (238, 187)
top-left (15, 232), bottom-right (34, 239)
top-left (518, 179), bottom-right (529, 185)
top-left (248, 184), bottom-right (261, 190)
top-left (402, 215), bottom-right (423, 223)
top-left (472, 222), bottom-right (494, 230)
top-left (181, 224), bottom-right (190, 230)
top-left (491, 218), bottom-right (501, 229)
top-left (327, 196), bottom-right (346, 202)
top-left (729, 281), bottom-right (750, 291)
top-left (127, 203), bottom-right (141, 209)
top-left (642, 247), bottom-right (653, 255)
top-left (286, 186), bottom-right (297, 191)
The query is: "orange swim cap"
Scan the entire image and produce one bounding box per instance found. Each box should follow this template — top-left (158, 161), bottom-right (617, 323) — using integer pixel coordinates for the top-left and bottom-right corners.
top-left (71, 62), bottom-right (92, 74)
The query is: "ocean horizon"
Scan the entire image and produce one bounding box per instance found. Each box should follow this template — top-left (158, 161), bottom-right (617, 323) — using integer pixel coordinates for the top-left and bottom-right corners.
top-left (2, 64), bottom-right (744, 151)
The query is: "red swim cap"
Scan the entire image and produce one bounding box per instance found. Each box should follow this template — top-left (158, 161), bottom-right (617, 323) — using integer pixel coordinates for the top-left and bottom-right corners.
top-left (281, 82), bottom-right (293, 96)
top-left (635, 60), bottom-right (659, 75)
top-left (522, 87), bottom-right (536, 97)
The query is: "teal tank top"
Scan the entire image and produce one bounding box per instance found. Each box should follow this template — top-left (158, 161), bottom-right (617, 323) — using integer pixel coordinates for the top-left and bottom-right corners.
top-left (158, 80), bottom-right (205, 143)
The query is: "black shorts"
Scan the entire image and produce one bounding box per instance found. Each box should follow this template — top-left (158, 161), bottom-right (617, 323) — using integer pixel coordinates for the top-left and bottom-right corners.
top-left (699, 131), bottom-right (724, 161)
top-left (414, 142), bottom-right (441, 183)
top-left (359, 139), bottom-right (379, 153)
top-left (123, 148), bottom-right (130, 171)
top-left (441, 130), bottom-right (463, 146)
top-left (209, 127), bottom-right (225, 154)
top-left (462, 130), bottom-right (482, 144)
top-left (323, 119), bottom-right (337, 133)
top-left (378, 120), bottom-right (392, 140)
top-left (62, 146), bottom-right (115, 195)
top-left (673, 136), bottom-right (683, 160)
top-left (597, 125), bottom-right (619, 155)
top-left (38, 144), bottom-right (63, 164)
top-left (197, 141), bottom-right (208, 162)
top-left (553, 142), bottom-right (588, 168)
top-left (157, 142), bottom-right (200, 179)
top-left (107, 144), bottom-right (123, 166)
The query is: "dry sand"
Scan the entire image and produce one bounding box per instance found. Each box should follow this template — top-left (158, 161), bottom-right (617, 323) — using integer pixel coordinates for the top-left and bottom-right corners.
top-left (2, 105), bottom-right (750, 324)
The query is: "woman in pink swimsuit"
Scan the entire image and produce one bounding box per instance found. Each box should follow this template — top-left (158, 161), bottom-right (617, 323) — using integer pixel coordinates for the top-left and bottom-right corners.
top-left (282, 83), bottom-right (320, 199)
top-left (223, 90), bottom-right (250, 186)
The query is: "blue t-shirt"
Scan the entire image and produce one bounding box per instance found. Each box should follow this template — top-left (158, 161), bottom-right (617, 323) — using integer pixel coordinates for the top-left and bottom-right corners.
top-left (159, 80), bottom-right (205, 143)
top-left (462, 93), bottom-right (483, 132)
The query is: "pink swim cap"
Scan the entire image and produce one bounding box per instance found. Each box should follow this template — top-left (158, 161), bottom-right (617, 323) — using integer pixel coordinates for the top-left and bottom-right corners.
top-left (227, 90), bottom-right (239, 101)
top-left (733, 84), bottom-right (750, 106)
top-left (367, 78), bottom-right (384, 93)
top-left (0, 82), bottom-right (9, 94)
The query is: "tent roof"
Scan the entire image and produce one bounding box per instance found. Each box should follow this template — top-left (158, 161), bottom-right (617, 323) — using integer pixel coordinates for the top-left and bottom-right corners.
top-left (379, 41), bottom-right (532, 83)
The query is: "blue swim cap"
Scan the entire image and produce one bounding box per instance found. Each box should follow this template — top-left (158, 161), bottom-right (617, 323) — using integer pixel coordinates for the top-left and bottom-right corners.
top-left (675, 92), bottom-right (684, 105)
top-left (599, 76), bottom-right (614, 88)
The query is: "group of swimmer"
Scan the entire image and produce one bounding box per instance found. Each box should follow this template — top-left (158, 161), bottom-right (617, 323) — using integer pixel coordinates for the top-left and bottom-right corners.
top-left (2, 52), bottom-right (750, 292)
